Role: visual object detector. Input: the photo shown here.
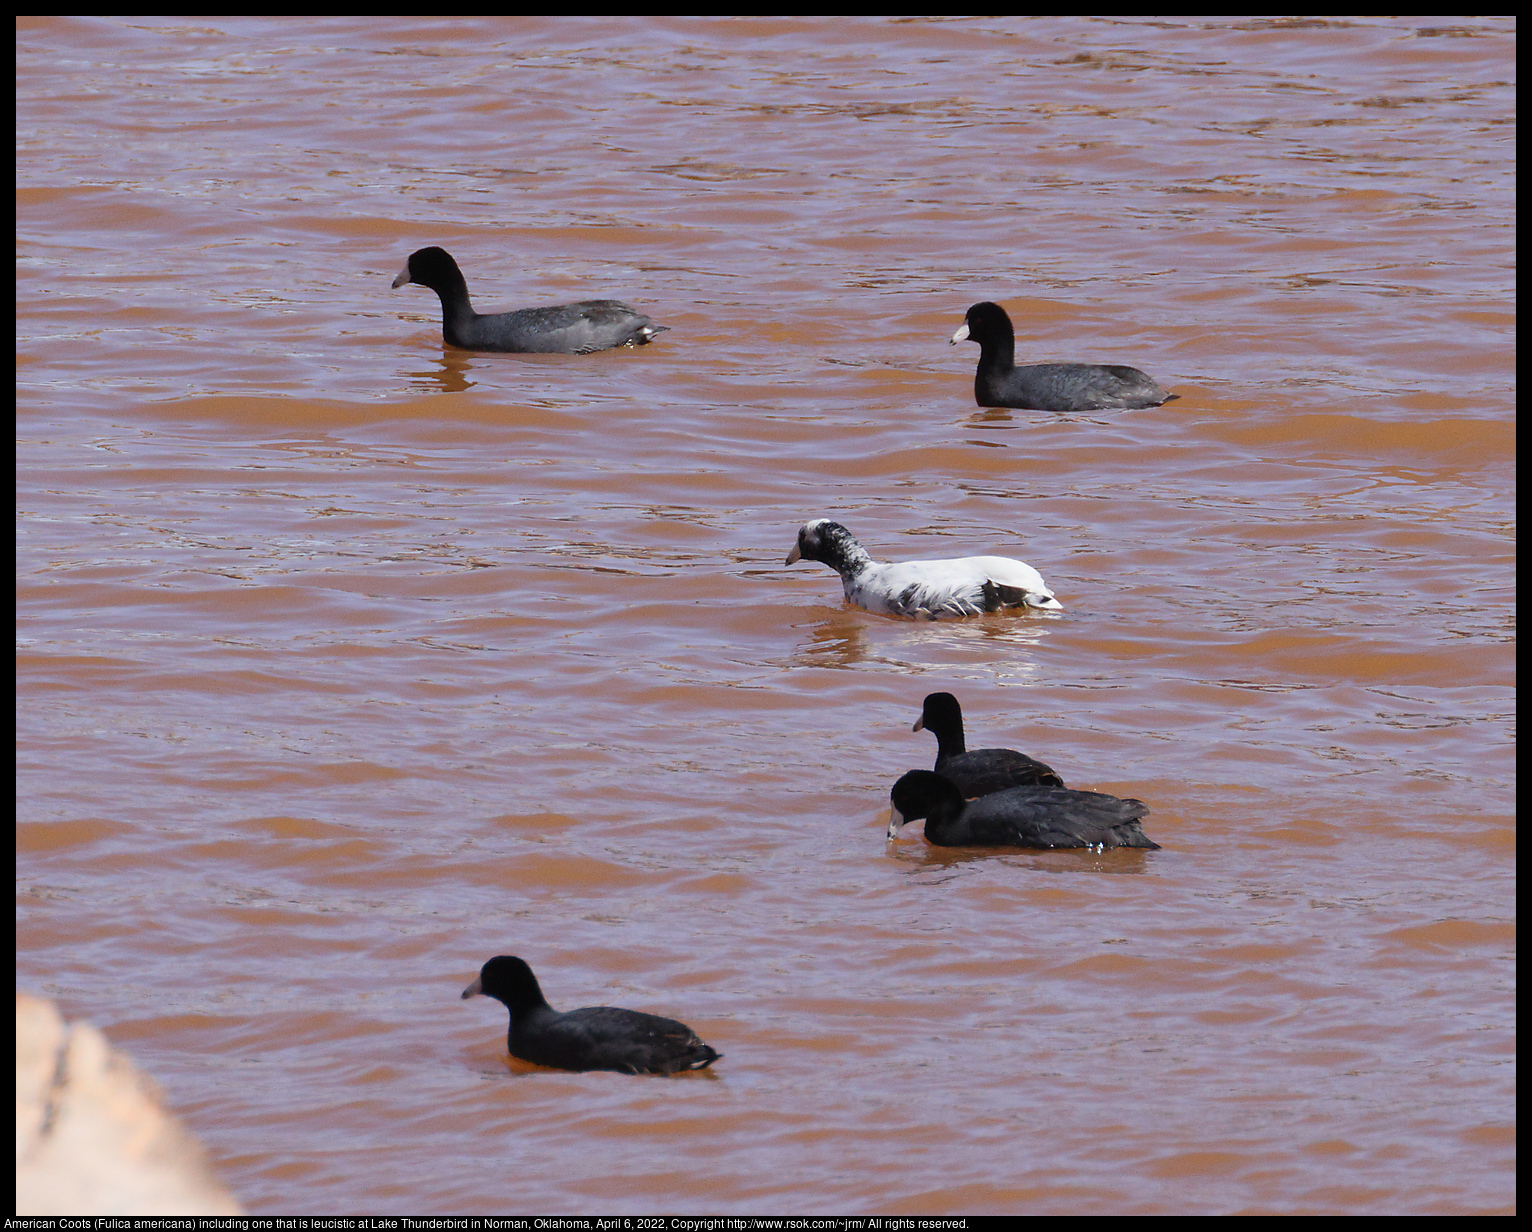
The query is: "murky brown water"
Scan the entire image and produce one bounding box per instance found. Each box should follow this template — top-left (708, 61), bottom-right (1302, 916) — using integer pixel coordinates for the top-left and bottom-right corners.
top-left (16, 16), bottom-right (1514, 1216)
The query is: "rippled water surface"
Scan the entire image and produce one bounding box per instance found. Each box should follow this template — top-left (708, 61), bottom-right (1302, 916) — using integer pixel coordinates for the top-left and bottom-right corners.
top-left (16, 16), bottom-right (1514, 1216)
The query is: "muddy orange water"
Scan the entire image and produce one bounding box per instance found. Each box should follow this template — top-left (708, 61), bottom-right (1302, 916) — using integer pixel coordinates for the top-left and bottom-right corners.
top-left (16, 16), bottom-right (1514, 1216)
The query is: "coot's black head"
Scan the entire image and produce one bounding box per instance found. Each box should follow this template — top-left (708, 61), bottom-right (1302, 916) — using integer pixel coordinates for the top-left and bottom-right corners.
top-left (950, 301), bottom-right (1015, 348)
top-left (785, 518), bottom-right (869, 574)
top-left (462, 955), bottom-right (549, 1014)
top-left (888, 769), bottom-right (965, 838)
top-left (393, 246), bottom-right (467, 296)
top-left (914, 692), bottom-right (965, 737)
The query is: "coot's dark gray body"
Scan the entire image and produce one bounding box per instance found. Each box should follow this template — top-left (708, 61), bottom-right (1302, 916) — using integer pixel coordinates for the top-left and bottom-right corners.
top-left (393, 247), bottom-right (667, 354)
top-left (462, 956), bottom-right (719, 1075)
top-left (889, 770), bottom-right (1159, 850)
top-left (914, 691), bottom-right (1064, 796)
top-left (951, 301), bottom-right (1175, 412)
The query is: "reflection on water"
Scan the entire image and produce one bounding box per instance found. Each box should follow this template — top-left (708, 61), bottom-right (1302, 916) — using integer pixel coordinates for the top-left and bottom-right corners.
top-left (889, 840), bottom-right (1161, 877)
top-left (401, 357), bottom-right (478, 395)
top-left (788, 608), bottom-right (1059, 672)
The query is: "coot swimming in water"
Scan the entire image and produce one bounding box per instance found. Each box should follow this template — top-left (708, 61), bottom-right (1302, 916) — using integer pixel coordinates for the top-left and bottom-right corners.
top-left (888, 770), bottom-right (1159, 850)
top-left (786, 519), bottom-right (1061, 619)
top-left (951, 301), bottom-right (1175, 412)
top-left (462, 956), bottom-right (719, 1075)
top-left (913, 692), bottom-right (1064, 796)
top-left (393, 247), bottom-right (667, 354)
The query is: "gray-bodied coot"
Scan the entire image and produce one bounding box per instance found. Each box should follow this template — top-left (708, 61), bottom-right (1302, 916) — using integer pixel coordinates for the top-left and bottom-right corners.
top-left (786, 519), bottom-right (1062, 619)
top-left (462, 956), bottom-right (719, 1075)
top-left (951, 301), bottom-right (1175, 412)
top-left (889, 769), bottom-right (1159, 849)
top-left (392, 247), bottom-right (668, 354)
top-left (914, 692), bottom-right (1064, 796)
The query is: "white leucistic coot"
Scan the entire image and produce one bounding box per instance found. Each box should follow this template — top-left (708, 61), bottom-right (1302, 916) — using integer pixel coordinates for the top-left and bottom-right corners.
top-left (786, 519), bottom-right (1061, 619)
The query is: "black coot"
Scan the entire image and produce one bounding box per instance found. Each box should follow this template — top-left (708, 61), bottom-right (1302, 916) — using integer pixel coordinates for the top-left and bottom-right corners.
top-left (393, 247), bottom-right (668, 354)
top-left (889, 770), bottom-right (1159, 850)
top-left (913, 692), bottom-right (1064, 796)
top-left (462, 956), bottom-right (719, 1075)
top-left (951, 301), bottom-right (1175, 412)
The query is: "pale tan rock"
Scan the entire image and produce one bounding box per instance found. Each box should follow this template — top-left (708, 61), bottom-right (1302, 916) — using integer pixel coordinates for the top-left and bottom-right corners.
top-left (15, 993), bottom-right (244, 1215)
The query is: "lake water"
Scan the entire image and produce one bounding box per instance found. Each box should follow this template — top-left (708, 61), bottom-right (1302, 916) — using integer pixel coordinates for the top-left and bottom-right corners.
top-left (16, 15), bottom-right (1515, 1215)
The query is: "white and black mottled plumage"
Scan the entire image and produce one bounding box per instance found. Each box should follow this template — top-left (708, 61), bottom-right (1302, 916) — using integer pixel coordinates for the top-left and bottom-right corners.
top-left (785, 519), bottom-right (1062, 620)
top-left (888, 770), bottom-right (1159, 850)
top-left (914, 691), bottom-right (1064, 796)
top-left (393, 247), bottom-right (667, 354)
top-left (951, 301), bottom-right (1176, 412)
top-left (462, 956), bottom-right (719, 1075)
